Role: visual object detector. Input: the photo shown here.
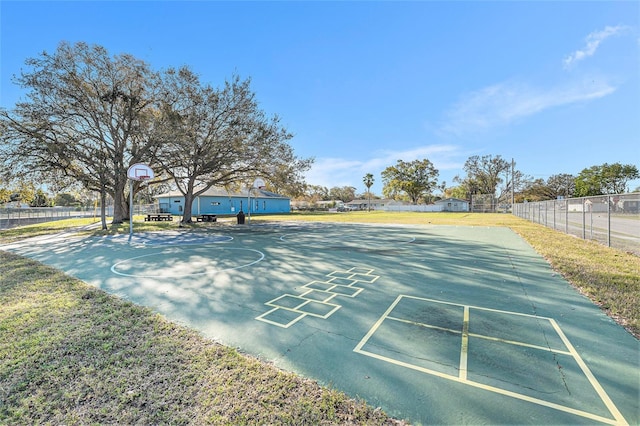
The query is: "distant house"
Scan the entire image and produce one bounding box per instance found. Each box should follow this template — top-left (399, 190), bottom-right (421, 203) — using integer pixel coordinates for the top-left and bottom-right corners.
top-left (155, 187), bottom-right (290, 216)
top-left (344, 198), bottom-right (400, 211)
top-left (434, 198), bottom-right (469, 212)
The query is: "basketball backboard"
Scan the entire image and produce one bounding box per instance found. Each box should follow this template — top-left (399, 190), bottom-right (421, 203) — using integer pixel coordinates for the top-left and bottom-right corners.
top-left (127, 163), bottom-right (154, 181)
top-left (253, 178), bottom-right (266, 189)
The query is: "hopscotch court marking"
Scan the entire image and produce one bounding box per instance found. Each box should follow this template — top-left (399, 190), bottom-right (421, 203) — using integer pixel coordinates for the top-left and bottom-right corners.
top-left (256, 267), bottom-right (379, 328)
top-left (354, 295), bottom-right (628, 426)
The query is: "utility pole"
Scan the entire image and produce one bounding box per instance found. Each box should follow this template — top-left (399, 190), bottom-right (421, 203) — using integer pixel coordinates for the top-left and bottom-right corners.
top-left (511, 158), bottom-right (515, 210)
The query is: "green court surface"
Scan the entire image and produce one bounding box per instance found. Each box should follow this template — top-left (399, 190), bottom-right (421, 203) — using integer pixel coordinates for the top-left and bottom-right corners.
top-left (5, 222), bottom-right (639, 425)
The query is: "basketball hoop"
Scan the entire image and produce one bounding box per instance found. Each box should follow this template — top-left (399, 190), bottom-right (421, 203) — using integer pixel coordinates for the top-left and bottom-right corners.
top-left (127, 164), bottom-right (155, 241)
top-left (127, 163), bottom-right (154, 181)
top-left (253, 178), bottom-right (266, 190)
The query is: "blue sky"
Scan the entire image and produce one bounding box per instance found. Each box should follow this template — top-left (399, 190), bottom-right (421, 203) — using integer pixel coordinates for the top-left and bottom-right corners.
top-left (1, 1), bottom-right (639, 195)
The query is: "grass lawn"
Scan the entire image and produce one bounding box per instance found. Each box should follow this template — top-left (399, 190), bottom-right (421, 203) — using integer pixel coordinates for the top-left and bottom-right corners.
top-left (1, 211), bottom-right (638, 424)
top-left (0, 249), bottom-right (400, 425)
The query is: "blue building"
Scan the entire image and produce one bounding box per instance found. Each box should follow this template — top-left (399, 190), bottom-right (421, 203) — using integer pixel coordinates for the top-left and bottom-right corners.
top-left (156, 187), bottom-right (290, 216)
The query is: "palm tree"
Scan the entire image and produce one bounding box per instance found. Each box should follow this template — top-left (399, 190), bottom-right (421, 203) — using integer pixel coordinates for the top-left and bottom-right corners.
top-left (363, 173), bottom-right (374, 212)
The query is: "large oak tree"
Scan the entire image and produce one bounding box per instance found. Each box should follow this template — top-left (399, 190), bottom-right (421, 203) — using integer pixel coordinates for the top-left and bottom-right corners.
top-left (458, 155), bottom-right (510, 196)
top-left (575, 163), bottom-right (639, 196)
top-left (154, 67), bottom-right (309, 223)
top-left (0, 42), bottom-right (161, 227)
top-left (381, 159), bottom-right (439, 204)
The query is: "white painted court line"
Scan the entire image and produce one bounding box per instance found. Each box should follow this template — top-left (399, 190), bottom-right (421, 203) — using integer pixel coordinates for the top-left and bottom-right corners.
top-left (111, 247), bottom-right (265, 278)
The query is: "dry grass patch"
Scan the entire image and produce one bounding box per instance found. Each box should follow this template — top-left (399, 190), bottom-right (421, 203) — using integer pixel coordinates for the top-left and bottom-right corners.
top-left (0, 251), bottom-right (402, 425)
top-left (509, 224), bottom-right (640, 337)
top-left (0, 218), bottom-right (100, 243)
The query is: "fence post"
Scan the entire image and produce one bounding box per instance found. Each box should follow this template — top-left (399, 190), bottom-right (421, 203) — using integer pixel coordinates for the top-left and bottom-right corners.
top-left (529, 202), bottom-right (532, 221)
top-left (536, 202), bottom-right (542, 224)
top-left (565, 199), bottom-right (568, 234)
top-left (607, 195), bottom-right (611, 247)
top-left (582, 198), bottom-right (586, 240)
top-left (590, 201), bottom-right (593, 239)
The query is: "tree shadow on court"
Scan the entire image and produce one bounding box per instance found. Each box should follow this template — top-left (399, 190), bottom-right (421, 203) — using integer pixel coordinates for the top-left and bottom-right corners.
top-left (5, 223), bottom-right (637, 425)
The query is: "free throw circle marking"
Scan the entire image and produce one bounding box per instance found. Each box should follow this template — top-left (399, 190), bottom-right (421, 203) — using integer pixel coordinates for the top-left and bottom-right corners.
top-left (111, 247), bottom-right (264, 278)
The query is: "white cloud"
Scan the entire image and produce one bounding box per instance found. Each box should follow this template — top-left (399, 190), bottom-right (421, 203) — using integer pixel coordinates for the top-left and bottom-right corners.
top-left (305, 144), bottom-right (465, 191)
top-left (440, 78), bottom-right (616, 137)
top-left (563, 25), bottom-right (629, 69)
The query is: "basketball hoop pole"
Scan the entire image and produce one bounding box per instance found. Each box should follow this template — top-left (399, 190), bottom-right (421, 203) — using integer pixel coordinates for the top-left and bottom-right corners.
top-left (129, 179), bottom-right (134, 241)
top-left (247, 178), bottom-right (266, 225)
top-left (247, 186), bottom-right (253, 225)
top-left (126, 163), bottom-right (154, 242)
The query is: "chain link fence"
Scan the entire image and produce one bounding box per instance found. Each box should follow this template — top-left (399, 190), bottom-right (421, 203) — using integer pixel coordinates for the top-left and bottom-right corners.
top-left (471, 194), bottom-right (498, 213)
top-left (0, 207), bottom-right (101, 230)
top-left (513, 193), bottom-right (640, 255)
top-left (0, 203), bottom-right (159, 230)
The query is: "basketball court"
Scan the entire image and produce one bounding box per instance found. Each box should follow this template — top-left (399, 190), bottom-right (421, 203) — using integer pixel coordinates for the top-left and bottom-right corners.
top-left (4, 221), bottom-right (638, 425)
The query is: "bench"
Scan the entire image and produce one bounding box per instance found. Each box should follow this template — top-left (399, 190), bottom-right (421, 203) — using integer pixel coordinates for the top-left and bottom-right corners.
top-left (196, 214), bottom-right (217, 222)
top-left (145, 213), bottom-right (173, 221)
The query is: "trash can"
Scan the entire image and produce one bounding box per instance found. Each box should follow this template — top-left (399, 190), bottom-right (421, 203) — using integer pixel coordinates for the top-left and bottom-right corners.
top-left (236, 210), bottom-right (245, 225)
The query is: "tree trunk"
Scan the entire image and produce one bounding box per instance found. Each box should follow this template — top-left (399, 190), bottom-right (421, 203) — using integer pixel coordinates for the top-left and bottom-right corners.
top-left (100, 187), bottom-right (107, 230)
top-left (182, 192), bottom-right (194, 224)
top-left (112, 185), bottom-right (129, 224)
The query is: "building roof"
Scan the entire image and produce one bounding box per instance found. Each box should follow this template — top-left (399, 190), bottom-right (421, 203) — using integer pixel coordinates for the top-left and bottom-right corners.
top-left (156, 187), bottom-right (288, 199)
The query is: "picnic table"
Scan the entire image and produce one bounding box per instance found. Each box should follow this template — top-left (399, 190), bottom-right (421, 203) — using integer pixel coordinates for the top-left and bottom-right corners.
top-left (196, 214), bottom-right (217, 222)
top-left (145, 213), bottom-right (173, 222)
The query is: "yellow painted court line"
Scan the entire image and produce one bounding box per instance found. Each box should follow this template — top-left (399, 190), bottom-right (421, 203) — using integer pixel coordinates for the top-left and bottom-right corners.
top-left (386, 315), bottom-right (572, 356)
top-left (304, 282), bottom-right (365, 298)
top-left (265, 294), bottom-right (309, 311)
top-left (347, 267), bottom-right (375, 275)
top-left (354, 295), bottom-right (629, 425)
top-left (258, 266), bottom-right (377, 328)
top-left (387, 316), bottom-right (462, 334)
top-left (349, 274), bottom-right (380, 284)
top-left (255, 307), bottom-right (307, 328)
top-left (265, 294), bottom-right (341, 319)
top-left (459, 306), bottom-right (469, 380)
top-left (353, 295), bottom-right (404, 352)
top-left (299, 288), bottom-right (340, 303)
top-left (294, 299), bottom-right (342, 319)
top-left (467, 332), bottom-right (573, 356)
top-left (303, 280), bottom-right (336, 291)
top-left (353, 347), bottom-right (623, 425)
top-left (400, 294), bottom-right (558, 321)
top-left (550, 319), bottom-right (629, 425)
top-left (330, 286), bottom-right (365, 297)
top-left (345, 267), bottom-right (380, 283)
